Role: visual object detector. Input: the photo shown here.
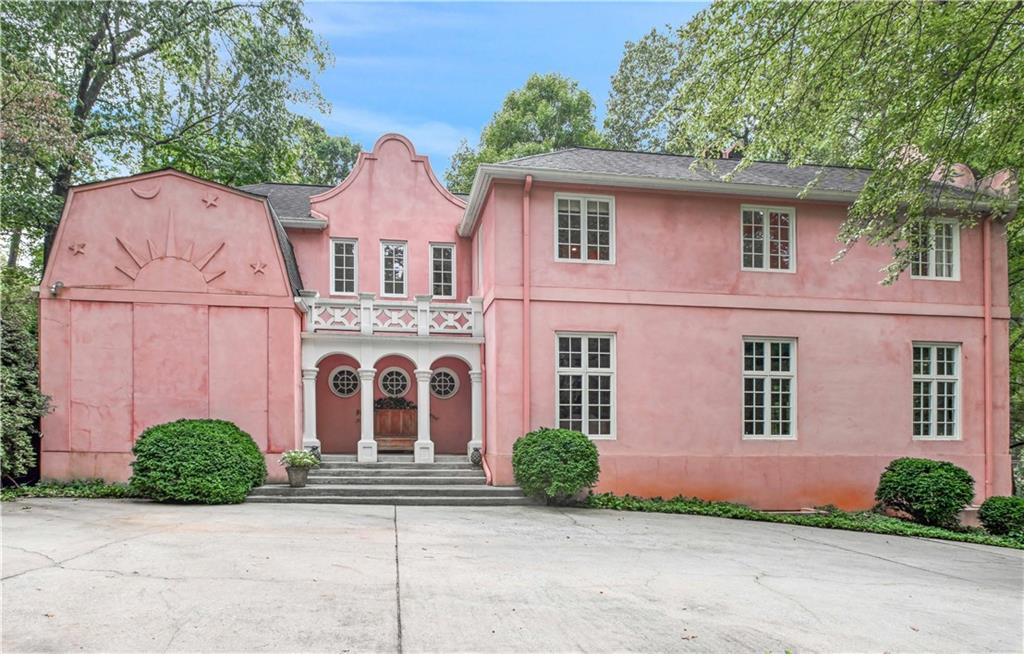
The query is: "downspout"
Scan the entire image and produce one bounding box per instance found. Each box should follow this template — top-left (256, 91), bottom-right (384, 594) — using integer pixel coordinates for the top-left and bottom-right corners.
top-left (480, 342), bottom-right (492, 484)
top-left (522, 175), bottom-right (534, 436)
top-left (983, 217), bottom-right (993, 499)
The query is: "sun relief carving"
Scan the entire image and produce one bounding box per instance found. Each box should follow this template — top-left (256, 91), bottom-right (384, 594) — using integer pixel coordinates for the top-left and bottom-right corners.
top-left (114, 210), bottom-right (226, 291)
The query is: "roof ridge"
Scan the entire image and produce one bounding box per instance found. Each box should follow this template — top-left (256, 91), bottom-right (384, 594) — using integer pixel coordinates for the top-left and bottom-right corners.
top-left (238, 181), bottom-right (334, 189)
top-left (564, 145), bottom-right (874, 173)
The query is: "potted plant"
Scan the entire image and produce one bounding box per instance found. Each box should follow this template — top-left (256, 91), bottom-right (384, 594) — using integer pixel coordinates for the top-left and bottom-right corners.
top-left (279, 449), bottom-right (319, 488)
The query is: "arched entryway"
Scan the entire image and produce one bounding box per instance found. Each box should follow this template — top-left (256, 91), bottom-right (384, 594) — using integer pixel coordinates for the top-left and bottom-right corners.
top-left (429, 356), bottom-right (471, 455)
top-left (315, 353), bottom-right (361, 454)
top-left (371, 354), bottom-right (418, 452)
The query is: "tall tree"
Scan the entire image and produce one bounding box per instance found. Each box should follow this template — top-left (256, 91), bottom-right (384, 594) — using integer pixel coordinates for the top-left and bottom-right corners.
top-left (656, 1), bottom-right (1021, 279)
top-left (1, 0), bottom-right (332, 263)
top-left (445, 73), bottom-right (606, 194)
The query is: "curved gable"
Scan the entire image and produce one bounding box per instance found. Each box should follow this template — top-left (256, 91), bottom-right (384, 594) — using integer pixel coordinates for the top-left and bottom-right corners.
top-left (43, 170), bottom-right (294, 298)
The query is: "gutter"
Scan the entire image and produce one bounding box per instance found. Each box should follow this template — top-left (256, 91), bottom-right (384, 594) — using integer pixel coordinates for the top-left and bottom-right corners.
top-left (983, 218), bottom-right (993, 498)
top-left (522, 175), bottom-right (533, 435)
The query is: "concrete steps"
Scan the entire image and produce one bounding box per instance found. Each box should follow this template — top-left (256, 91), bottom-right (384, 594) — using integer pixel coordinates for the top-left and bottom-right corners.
top-left (248, 455), bottom-right (533, 506)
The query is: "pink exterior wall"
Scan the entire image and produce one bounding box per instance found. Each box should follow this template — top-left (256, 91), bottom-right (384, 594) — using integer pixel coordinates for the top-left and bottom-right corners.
top-left (476, 180), bottom-right (1011, 509)
top-left (288, 134), bottom-right (471, 302)
top-left (39, 171), bottom-right (302, 483)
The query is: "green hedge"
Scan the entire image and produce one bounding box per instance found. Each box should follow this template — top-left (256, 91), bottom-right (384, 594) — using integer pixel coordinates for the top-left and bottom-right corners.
top-left (979, 496), bottom-right (1024, 536)
top-left (130, 419), bottom-right (266, 504)
top-left (512, 428), bottom-right (599, 504)
top-left (874, 457), bottom-right (974, 527)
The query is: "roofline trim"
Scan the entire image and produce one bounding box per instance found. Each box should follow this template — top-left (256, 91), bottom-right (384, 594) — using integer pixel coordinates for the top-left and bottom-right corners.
top-left (457, 164), bottom-right (862, 237)
top-left (456, 164), bottom-right (1004, 237)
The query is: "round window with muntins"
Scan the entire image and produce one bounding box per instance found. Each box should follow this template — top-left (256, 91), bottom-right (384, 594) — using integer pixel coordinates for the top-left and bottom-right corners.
top-left (329, 366), bottom-right (359, 397)
top-left (430, 369), bottom-right (459, 399)
top-left (378, 368), bottom-right (410, 397)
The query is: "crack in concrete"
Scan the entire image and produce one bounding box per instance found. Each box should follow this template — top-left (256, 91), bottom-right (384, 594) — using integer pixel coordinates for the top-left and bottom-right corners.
top-left (394, 505), bottom-right (403, 654)
top-left (752, 573), bottom-right (824, 624)
top-left (3, 531), bottom-right (155, 581)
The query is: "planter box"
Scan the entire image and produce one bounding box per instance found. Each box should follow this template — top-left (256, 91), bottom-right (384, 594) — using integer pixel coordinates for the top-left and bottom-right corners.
top-left (374, 408), bottom-right (417, 437)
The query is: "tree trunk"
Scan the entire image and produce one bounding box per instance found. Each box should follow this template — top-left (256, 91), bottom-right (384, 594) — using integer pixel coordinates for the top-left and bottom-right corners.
top-left (6, 230), bottom-right (22, 268)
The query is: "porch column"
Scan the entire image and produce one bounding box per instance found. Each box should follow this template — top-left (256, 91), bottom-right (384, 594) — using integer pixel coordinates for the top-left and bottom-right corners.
top-left (468, 370), bottom-right (483, 458)
top-left (414, 369), bottom-right (434, 463)
top-left (301, 368), bottom-right (321, 451)
top-left (357, 368), bottom-right (377, 462)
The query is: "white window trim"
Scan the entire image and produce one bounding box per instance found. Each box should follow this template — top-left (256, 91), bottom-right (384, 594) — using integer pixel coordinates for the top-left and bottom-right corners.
top-left (741, 337), bottom-right (798, 440)
top-left (910, 219), bottom-right (961, 281)
top-left (327, 365), bottom-right (360, 398)
top-left (553, 192), bottom-right (616, 265)
top-left (380, 240), bottom-right (408, 298)
top-left (429, 242), bottom-right (457, 299)
top-left (554, 332), bottom-right (617, 440)
top-left (377, 366), bottom-right (411, 398)
top-left (329, 238), bottom-right (358, 296)
top-left (429, 367), bottom-right (460, 399)
top-left (739, 204), bottom-right (797, 274)
top-left (912, 341), bottom-right (962, 441)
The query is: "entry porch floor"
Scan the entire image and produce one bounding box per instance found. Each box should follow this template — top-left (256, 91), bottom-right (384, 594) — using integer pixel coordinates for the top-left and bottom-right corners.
top-left (3, 499), bottom-right (1020, 652)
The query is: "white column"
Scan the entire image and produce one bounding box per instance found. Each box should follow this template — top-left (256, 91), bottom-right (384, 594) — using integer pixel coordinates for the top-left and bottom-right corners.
top-left (357, 367), bottom-right (377, 462)
top-left (301, 367), bottom-right (320, 450)
top-left (414, 369), bottom-right (434, 463)
top-left (468, 370), bottom-right (483, 458)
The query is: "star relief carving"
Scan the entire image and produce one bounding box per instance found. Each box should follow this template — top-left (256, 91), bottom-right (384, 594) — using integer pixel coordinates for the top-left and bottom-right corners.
top-left (68, 242), bottom-right (86, 256)
top-left (250, 261), bottom-right (267, 275)
top-left (201, 192), bottom-right (219, 208)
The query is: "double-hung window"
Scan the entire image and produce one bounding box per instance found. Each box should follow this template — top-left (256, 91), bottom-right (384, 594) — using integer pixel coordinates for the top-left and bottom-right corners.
top-left (555, 194), bottom-right (614, 263)
top-left (380, 241), bottom-right (407, 297)
top-left (331, 239), bottom-right (357, 295)
top-left (430, 243), bottom-right (455, 298)
top-left (742, 338), bottom-right (796, 439)
top-left (910, 220), bottom-right (960, 280)
top-left (912, 343), bottom-right (960, 439)
top-left (741, 205), bottom-right (795, 272)
top-left (556, 333), bottom-right (615, 438)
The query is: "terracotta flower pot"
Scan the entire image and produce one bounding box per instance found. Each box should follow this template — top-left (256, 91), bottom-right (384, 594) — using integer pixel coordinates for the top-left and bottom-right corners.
top-left (286, 466), bottom-right (310, 488)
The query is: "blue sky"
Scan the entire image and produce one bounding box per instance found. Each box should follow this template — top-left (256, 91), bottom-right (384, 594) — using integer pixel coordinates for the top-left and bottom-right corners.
top-left (300, 1), bottom-right (707, 175)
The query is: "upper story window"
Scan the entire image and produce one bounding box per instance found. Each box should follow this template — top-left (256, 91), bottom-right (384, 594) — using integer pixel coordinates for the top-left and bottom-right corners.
top-left (331, 239), bottom-right (357, 295)
top-left (912, 343), bottom-right (960, 439)
top-left (742, 205), bottom-right (795, 272)
top-left (556, 333), bottom-right (615, 439)
top-left (430, 243), bottom-right (455, 298)
top-left (381, 241), bottom-right (407, 297)
top-left (910, 220), bottom-right (960, 280)
top-left (742, 338), bottom-right (796, 439)
top-left (555, 193), bottom-right (614, 263)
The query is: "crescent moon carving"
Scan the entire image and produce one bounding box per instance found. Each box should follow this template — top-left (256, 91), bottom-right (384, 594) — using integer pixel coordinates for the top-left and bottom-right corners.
top-left (131, 184), bottom-right (161, 199)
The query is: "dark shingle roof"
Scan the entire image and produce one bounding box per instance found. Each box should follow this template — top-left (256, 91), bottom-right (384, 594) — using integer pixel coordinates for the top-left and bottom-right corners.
top-left (499, 148), bottom-right (873, 194)
top-left (262, 202), bottom-right (304, 294)
top-left (238, 182), bottom-right (331, 219)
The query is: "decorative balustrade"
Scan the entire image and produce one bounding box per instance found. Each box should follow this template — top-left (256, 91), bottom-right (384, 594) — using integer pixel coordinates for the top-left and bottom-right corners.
top-left (302, 292), bottom-right (483, 337)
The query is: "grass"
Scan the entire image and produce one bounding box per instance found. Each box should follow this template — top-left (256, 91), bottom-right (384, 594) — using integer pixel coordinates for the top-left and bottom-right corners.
top-left (1, 479), bottom-right (139, 502)
top-left (585, 493), bottom-right (1024, 550)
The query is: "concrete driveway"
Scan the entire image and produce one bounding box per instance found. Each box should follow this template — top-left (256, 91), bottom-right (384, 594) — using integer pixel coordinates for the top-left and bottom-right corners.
top-left (2, 499), bottom-right (1021, 653)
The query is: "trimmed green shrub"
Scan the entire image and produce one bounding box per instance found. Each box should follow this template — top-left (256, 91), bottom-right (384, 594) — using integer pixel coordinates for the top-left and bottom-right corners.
top-left (979, 496), bottom-right (1024, 536)
top-left (130, 419), bottom-right (266, 504)
top-left (874, 457), bottom-right (974, 527)
top-left (512, 428), bottom-right (599, 504)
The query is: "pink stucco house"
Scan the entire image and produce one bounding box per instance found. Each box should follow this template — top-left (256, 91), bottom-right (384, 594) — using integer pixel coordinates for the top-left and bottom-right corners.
top-left (38, 133), bottom-right (1012, 508)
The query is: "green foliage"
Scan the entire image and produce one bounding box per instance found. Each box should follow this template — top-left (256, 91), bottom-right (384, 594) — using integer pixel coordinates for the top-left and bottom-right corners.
top-left (874, 458), bottom-right (975, 527)
top-left (512, 428), bottom-right (600, 504)
top-left (130, 419), bottom-right (266, 504)
top-left (1, 0), bottom-right (340, 263)
top-left (1, 479), bottom-right (139, 502)
top-left (1, 268), bottom-right (50, 482)
top-left (607, 2), bottom-right (1021, 281)
top-left (279, 449), bottom-right (318, 468)
top-left (979, 496), bottom-right (1024, 536)
top-left (445, 73), bottom-right (606, 193)
top-left (587, 493), bottom-right (1024, 550)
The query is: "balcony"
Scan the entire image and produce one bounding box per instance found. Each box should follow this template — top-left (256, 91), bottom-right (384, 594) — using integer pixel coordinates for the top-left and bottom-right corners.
top-left (299, 291), bottom-right (483, 337)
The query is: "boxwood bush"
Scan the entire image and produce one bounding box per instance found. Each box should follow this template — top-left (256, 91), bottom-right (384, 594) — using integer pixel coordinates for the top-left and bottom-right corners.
top-left (512, 427), bottom-right (599, 505)
top-left (874, 457), bottom-right (974, 527)
top-left (979, 496), bottom-right (1024, 536)
top-left (130, 419), bottom-right (266, 504)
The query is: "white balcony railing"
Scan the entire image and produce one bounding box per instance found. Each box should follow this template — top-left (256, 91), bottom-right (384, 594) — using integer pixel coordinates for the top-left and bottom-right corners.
top-left (301, 292), bottom-right (483, 337)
